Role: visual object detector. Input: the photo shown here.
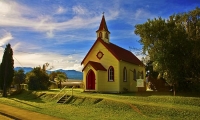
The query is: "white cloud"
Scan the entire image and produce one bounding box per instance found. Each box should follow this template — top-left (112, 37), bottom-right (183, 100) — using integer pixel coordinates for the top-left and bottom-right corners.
top-left (12, 42), bottom-right (21, 51)
top-left (64, 64), bottom-right (83, 71)
top-left (0, 1), bottom-right (120, 39)
top-left (46, 29), bottom-right (54, 38)
top-left (135, 9), bottom-right (143, 19)
top-left (72, 5), bottom-right (87, 15)
top-left (13, 51), bottom-right (83, 71)
top-left (56, 6), bottom-right (66, 14)
top-left (0, 1), bottom-right (38, 29)
top-left (0, 1), bottom-right (93, 38)
top-left (0, 1), bottom-right (11, 16)
top-left (0, 1), bottom-right (123, 71)
top-left (0, 32), bottom-right (13, 46)
top-left (0, 1), bottom-right (22, 17)
top-left (134, 8), bottom-right (155, 20)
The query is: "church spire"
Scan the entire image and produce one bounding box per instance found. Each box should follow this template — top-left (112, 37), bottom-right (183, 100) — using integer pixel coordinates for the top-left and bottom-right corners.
top-left (96, 13), bottom-right (110, 43)
top-left (96, 14), bottom-right (110, 33)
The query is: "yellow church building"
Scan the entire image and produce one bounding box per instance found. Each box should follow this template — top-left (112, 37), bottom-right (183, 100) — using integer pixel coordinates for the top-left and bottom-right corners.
top-left (81, 15), bottom-right (146, 93)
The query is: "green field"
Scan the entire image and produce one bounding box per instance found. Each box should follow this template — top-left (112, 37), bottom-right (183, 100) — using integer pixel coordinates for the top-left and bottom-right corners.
top-left (0, 89), bottom-right (200, 120)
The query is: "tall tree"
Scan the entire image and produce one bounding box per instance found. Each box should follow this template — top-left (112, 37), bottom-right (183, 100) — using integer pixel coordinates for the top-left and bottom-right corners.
top-left (0, 44), bottom-right (14, 97)
top-left (135, 7), bottom-right (200, 92)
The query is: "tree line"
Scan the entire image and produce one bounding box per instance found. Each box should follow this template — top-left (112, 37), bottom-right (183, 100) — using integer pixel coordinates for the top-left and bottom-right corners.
top-left (0, 44), bottom-right (67, 97)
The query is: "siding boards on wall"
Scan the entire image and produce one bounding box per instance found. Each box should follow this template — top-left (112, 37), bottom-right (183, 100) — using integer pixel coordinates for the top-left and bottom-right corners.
top-left (119, 61), bottom-right (145, 92)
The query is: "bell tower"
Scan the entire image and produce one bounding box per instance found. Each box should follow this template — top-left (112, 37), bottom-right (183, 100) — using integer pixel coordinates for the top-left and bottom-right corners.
top-left (96, 13), bottom-right (110, 43)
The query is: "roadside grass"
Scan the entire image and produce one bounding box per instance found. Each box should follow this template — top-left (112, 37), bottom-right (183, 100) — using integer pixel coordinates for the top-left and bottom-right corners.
top-left (0, 89), bottom-right (200, 120)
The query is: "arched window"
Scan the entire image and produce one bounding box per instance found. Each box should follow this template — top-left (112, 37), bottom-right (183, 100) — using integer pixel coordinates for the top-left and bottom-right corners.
top-left (141, 71), bottom-right (144, 79)
top-left (123, 67), bottom-right (127, 82)
top-left (99, 32), bottom-right (102, 38)
top-left (138, 71), bottom-right (140, 79)
top-left (108, 66), bottom-right (114, 82)
top-left (133, 69), bottom-right (136, 81)
top-left (105, 33), bottom-right (108, 39)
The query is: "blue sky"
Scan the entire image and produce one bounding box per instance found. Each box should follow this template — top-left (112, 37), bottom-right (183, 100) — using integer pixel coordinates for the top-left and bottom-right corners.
top-left (0, 0), bottom-right (199, 71)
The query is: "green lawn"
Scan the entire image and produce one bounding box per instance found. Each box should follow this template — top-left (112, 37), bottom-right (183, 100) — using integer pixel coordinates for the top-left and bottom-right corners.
top-left (0, 89), bottom-right (200, 120)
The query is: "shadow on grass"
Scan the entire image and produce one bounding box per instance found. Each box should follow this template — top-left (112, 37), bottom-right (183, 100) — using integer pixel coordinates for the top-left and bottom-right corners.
top-left (47, 89), bottom-right (60, 92)
top-left (9, 98), bottom-right (43, 109)
top-left (97, 91), bottom-right (173, 97)
top-left (78, 97), bottom-right (86, 105)
top-left (174, 92), bottom-right (200, 97)
top-left (106, 91), bottom-right (200, 97)
top-left (9, 90), bottom-right (46, 103)
top-left (70, 96), bottom-right (86, 105)
top-left (93, 98), bottom-right (103, 104)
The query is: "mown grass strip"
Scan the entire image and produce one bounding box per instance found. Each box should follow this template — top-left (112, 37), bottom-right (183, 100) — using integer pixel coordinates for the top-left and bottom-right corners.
top-left (0, 89), bottom-right (199, 120)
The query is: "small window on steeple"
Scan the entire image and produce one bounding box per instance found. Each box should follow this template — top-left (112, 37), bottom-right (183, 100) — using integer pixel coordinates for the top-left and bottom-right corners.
top-left (99, 32), bottom-right (102, 38)
top-left (105, 33), bottom-right (108, 39)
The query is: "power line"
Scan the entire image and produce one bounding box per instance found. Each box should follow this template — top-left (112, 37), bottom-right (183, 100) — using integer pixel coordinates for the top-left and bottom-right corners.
top-left (13, 55), bottom-right (24, 68)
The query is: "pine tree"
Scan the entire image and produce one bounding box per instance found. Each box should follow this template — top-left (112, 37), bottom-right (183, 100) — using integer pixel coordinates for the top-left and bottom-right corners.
top-left (0, 44), bottom-right (14, 97)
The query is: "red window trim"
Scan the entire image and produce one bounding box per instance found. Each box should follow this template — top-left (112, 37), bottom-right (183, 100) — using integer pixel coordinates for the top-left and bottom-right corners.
top-left (96, 51), bottom-right (104, 59)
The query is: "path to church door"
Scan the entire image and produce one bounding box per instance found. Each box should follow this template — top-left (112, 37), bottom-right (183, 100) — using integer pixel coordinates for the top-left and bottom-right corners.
top-left (86, 70), bottom-right (95, 90)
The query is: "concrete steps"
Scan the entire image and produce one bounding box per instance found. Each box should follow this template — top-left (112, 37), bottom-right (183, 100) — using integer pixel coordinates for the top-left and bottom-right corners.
top-left (57, 95), bottom-right (68, 103)
top-left (57, 95), bottom-right (72, 104)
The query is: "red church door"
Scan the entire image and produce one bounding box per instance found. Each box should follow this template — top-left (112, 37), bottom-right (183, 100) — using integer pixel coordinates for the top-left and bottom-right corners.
top-left (86, 70), bottom-right (95, 90)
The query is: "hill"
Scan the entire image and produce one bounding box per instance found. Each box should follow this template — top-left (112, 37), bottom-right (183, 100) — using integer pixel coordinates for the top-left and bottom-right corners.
top-left (14, 67), bottom-right (83, 80)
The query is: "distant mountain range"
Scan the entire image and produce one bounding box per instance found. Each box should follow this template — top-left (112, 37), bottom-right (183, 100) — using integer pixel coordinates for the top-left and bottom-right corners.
top-left (14, 67), bottom-right (83, 80)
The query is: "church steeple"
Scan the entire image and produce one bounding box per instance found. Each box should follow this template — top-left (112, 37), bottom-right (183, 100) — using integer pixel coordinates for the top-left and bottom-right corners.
top-left (96, 14), bottom-right (110, 43)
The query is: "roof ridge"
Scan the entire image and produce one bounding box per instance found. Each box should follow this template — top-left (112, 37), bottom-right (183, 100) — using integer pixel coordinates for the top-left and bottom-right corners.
top-left (99, 38), bottom-right (144, 66)
top-left (109, 42), bottom-right (132, 53)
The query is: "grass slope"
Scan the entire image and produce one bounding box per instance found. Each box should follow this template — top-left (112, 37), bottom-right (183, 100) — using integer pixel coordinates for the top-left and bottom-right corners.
top-left (0, 89), bottom-right (200, 120)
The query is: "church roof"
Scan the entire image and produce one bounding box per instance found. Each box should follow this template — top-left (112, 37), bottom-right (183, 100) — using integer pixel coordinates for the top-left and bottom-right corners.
top-left (81, 38), bottom-right (144, 66)
top-left (96, 15), bottom-right (110, 33)
top-left (82, 61), bottom-right (107, 71)
top-left (100, 39), bottom-right (143, 66)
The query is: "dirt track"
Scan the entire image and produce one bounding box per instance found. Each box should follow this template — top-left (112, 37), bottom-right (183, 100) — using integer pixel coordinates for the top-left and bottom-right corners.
top-left (0, 113), bottom-right (12, 120)
top-left (0, 104), bottom-right (64, 120)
